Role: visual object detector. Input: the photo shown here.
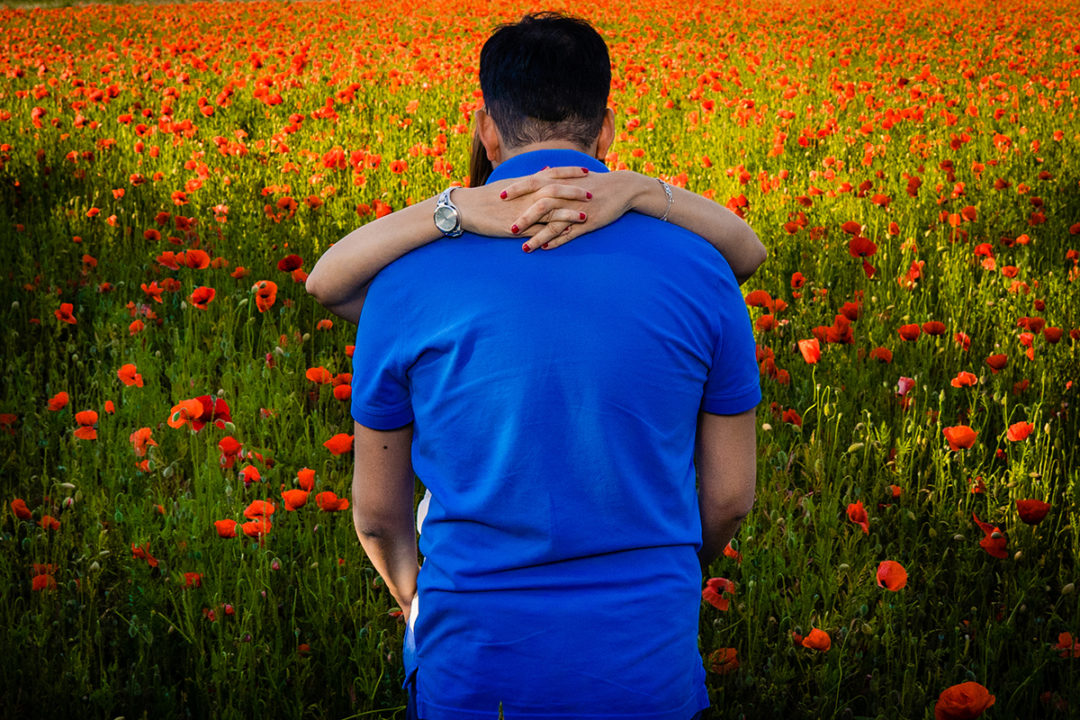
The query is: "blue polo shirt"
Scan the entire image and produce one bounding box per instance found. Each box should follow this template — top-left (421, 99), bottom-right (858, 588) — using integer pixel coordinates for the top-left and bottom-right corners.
top-left (351, 148), bottom-right (760, 720)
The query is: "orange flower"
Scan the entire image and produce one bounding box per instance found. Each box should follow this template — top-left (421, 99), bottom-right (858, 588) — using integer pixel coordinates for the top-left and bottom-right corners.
top-left (253, 280), bottom-right (278, 313)
top-left (282, 489), bottom-right (309, 511)
top-left (972, 513), bottom-right (1007, 559)
top-left (847, 501), bottom-right (869, 534)
top-left (942, 425), bottom-right (978, 451)
top-left (242, 517), bottom-right (272, 538)
top-left (1016, 499), bottom-right (1050, 525)
top-left (183, 572), bottom-right (202, 588)
top-left (32, 573), bottom-right (57, 591)
top-left (985, 353), bottom-right (1008, 373)
top-left (305, 366), bottom-right (332, 384)
top-left (934, 682), bottom-right (995, 720)
top-left (141, 281), bottom-right (164, 303)
top-left (48, 391), bottom-right (69, 411)
top-left (11, 498), bottom-right (32, 520)
top-left (876, 560), bottom-right (907, 591)
top-left (243, 499), bottom-right (276, 519)
top-left (213, 519), bottom-right (238, 538)
top-left (315, 490), bottom-right (350, 512)
top-left (316, 319), bottom-right (333, 331)
top-left (797, 338), bottom-right (820, 364)
top-left (702, 577), bottom-right (735, 611)
top-left (333, 385), bottom-right (352, 401)
top-left (39, 514), bottom-right (60, 530)
top-left (1005, 421), bottom-right (1033, 442)
top-left (950, 371), bottom-right (977, 388)
top-left (1055, 632), bottom-right (1080, 659)
top-left (239, 464), bottom-right (261, 486)
top-left (297, 468), bottom-right (315, 491)
top-left (131, 542), bottom-right (158, 567)
top-left (190, 286), bottom-right (215, 309)
top-left (323, 433), bottom-right (354, 455)
top-left (129, 319), bottom-right (145, 336)
top-left (185, 249), bottom-right (210, 269)
top-left (801, 628), bottom-right (831, 651)
top-left (167, 399), bottom-right (204, 429)
top-left (707, 647), bottom-right (739, 675)
top-left (117, 363), bottom-right (143, 387)
top-left (129, 427), bottom-right (157, 457)
top-left (54, 302), bottom-right (77, 325)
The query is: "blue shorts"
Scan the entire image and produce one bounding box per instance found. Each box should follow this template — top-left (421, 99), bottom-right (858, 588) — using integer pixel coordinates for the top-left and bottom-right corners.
top-left (405, 681), bottom-right (705, 720)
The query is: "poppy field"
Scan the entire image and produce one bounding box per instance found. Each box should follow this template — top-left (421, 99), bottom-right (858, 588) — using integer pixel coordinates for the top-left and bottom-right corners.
top-left (1, 0), bottom-right (1078, 717)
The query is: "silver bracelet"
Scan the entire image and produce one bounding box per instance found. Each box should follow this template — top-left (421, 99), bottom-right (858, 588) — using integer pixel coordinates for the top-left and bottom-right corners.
top-left (657, 178), bottom-right (673, 222)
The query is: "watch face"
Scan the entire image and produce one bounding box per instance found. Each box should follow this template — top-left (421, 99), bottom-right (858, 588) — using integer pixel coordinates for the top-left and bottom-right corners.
top-left (434, 204), bottom-right (457, 232)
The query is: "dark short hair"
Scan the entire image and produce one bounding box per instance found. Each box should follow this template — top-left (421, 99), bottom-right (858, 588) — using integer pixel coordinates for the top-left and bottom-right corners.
top-left (479, 13), bottom-right (611, 149)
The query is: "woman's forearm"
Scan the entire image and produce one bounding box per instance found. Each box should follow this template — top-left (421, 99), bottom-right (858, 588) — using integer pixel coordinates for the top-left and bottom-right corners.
top-left (305, 196), bottom-right (443, 322)
top-left (620, 171), bottom-right (767, 283)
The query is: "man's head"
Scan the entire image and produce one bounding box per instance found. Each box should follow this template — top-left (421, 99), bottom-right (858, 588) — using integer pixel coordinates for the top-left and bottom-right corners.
top-left (476, 13), bottom-right (613, 164)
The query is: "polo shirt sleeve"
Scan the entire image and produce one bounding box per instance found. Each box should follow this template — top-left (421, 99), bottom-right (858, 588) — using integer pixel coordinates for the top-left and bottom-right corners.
top-left (702, 273), bottom-right (762, 415)
top-left (350, 280), bottom-right (415, 430)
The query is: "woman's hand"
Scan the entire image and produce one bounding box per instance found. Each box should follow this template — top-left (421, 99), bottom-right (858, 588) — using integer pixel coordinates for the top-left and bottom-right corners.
top-left (456, 166), bottom-right (596, 249)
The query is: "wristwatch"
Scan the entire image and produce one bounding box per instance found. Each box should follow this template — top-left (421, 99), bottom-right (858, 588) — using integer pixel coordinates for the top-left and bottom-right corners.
top-left (433, 187), bottom-right (463, 238)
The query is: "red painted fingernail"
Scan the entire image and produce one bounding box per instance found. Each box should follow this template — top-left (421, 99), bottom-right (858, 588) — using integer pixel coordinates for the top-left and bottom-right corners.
top-left (511, 224), bottom-right (519, 234)
top-left (579, 212), bottom-right (586, 220)
top-left (500, 190), bottom-right (507, 199)
top-left (542, 166), bottom-right (549, 170)
top-left (542, 242), bottom-right (551, 249)
top-left (522, 242), bottom-right (531, 253)
top-left (581, 168), bottom-right (589, 173)
top-left (586, 192), bottom-right (592, 199)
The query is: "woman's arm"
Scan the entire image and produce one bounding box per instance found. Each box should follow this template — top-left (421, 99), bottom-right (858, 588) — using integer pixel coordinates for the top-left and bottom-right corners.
top-left (306, 168), bottom-right (592, 322)
top-left (508, 170), bottom-right (767, 284)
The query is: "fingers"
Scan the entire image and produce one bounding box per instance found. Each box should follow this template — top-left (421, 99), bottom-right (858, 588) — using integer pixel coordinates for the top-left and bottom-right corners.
top-left (500, 166), bottom-right (593, 201)
top-left (521, 222), bottom-right (574, 253)
top-left (511, 201), bottom-right (588, 235)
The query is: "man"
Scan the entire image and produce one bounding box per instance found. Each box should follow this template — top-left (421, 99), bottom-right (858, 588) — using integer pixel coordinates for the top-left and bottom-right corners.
top-left (344, 14), bottom-right (759, 720)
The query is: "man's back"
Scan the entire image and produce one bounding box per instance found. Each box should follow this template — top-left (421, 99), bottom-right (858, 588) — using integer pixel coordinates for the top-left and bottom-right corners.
top-left (351, 149), bottom-right (760, 719)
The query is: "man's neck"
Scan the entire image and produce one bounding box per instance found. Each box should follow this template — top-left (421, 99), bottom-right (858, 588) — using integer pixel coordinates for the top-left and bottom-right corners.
top-left (495, 140), bottom-right (596, 166)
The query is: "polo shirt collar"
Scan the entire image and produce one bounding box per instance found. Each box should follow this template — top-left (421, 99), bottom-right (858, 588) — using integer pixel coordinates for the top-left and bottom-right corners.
top-left (486, 148), bottom-right (609, 184)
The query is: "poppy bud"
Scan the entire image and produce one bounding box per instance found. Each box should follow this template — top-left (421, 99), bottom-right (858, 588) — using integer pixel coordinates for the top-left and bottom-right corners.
top-left (761, 423), bottom-right (772, 432)
top-left (1063, 583), bottom-right (1075, 596)
top-left (89, 561), bottom-right (100, 572)
top-left (11, 301), bottom-right (18, 310)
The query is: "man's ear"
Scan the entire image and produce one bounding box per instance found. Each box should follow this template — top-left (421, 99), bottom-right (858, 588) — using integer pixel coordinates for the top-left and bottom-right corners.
top-left (594, 108), bottom-right (616, 161)
top-left (475, 107), bottom-right (502, 166)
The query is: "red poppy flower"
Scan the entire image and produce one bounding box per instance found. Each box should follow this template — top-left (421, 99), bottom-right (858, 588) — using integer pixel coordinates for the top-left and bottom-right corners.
top-left (898, 324), bottom-right (921, 341)
top-left (218, 436), bottom-right (242, 468)
top-left (323, 433), bottom-right (354, 455)
top-left (141, 281), bottom-right (164, 303)
top-left (239, 464), bottom-right (261, 486)
top-left (244, 500), bottom-right (276, 519)
top-left (184, 572), bottom-right (203, 588)
top-left (32, 573), bottom-right (57, 591)
top-left (707, 648), bottom-right (739, 675)
top-left (55, 303), bottom-right (77, 325)
top-left (189, 395), bottom-right (231, 432)
top-left (943, 425), bottom-right (978, 451)
top-left (242, 517), bottom-right (272, 538)
top-left (129, 427), bottom-right (157, 457)
top-left (315, 490), bottom-right (349, 512)
top-left (185, 249), bottom-right (211, 269)
top-left (277, 254), bottom-right (303, 272)
top-left (950, 371), bottom-right (977, 388)
top-left (1044, 327), bottom-right (1063, 343)
top-left (954, 332), bottom-right (971, 351)
top-left (168, 398), bottom-right (204, 430)
top-left (190, 286), bottom-right (215, 309)
top-left (317, 319), bottom-right (333, 331)
top-left (801, 628), bottom-right (831, 651)
top-left (744, 289), bottom-right (773, 309)
top-left (282, 489), bottom-right (309, 511)
top-left (847, 501), bottom-right (869, 534)
top-left (117, 363), bottom-right (143, 387)
top-left (306, 367), bottom-right (332, 384)
top-left (1016, 499), bottom-right (1050, 525)
top-left (841, 220), bottom-right (862, 235)
top-left (214, 519), bottom-right (238, 538)
top-left (1055, 632), bottom-right (1080, 659)
top-left (11, 498), bottom-right (32, 520)
top-left (333, 385), bottom-right (352, 401)
top-left (972, 513), bottom-right (1007, 559)
top-left (985, 354), bottom-right (1008, 373)
top-left (797, 338), bottom-right (820, 364)
top-left (848, 235), bottom-right (878, 258)
top-left (254, 280), bottom-right (278, 313)
top-left (297, 468), bottom-right (316, 491)
top-left (934, 682), bottom-right (995, 720)
top-left (702, 577), bottom-right (735, 611)
top-left (782, 409), bottom-right (802, 427)
top-left (1005, 421), bottom-right (1033, 442)
top-left (131, 542), bottom-right (158, 567)
top-left (723, 541), bottom-right (742, 563)
top-left (48, 391), bottom-right (69, 411)
top-left (876, 560), bottom-right (907, 591)
top-left (869, 347), bottom-right (892, 363)
top-left (922, 321), bottom-right (946, 336)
